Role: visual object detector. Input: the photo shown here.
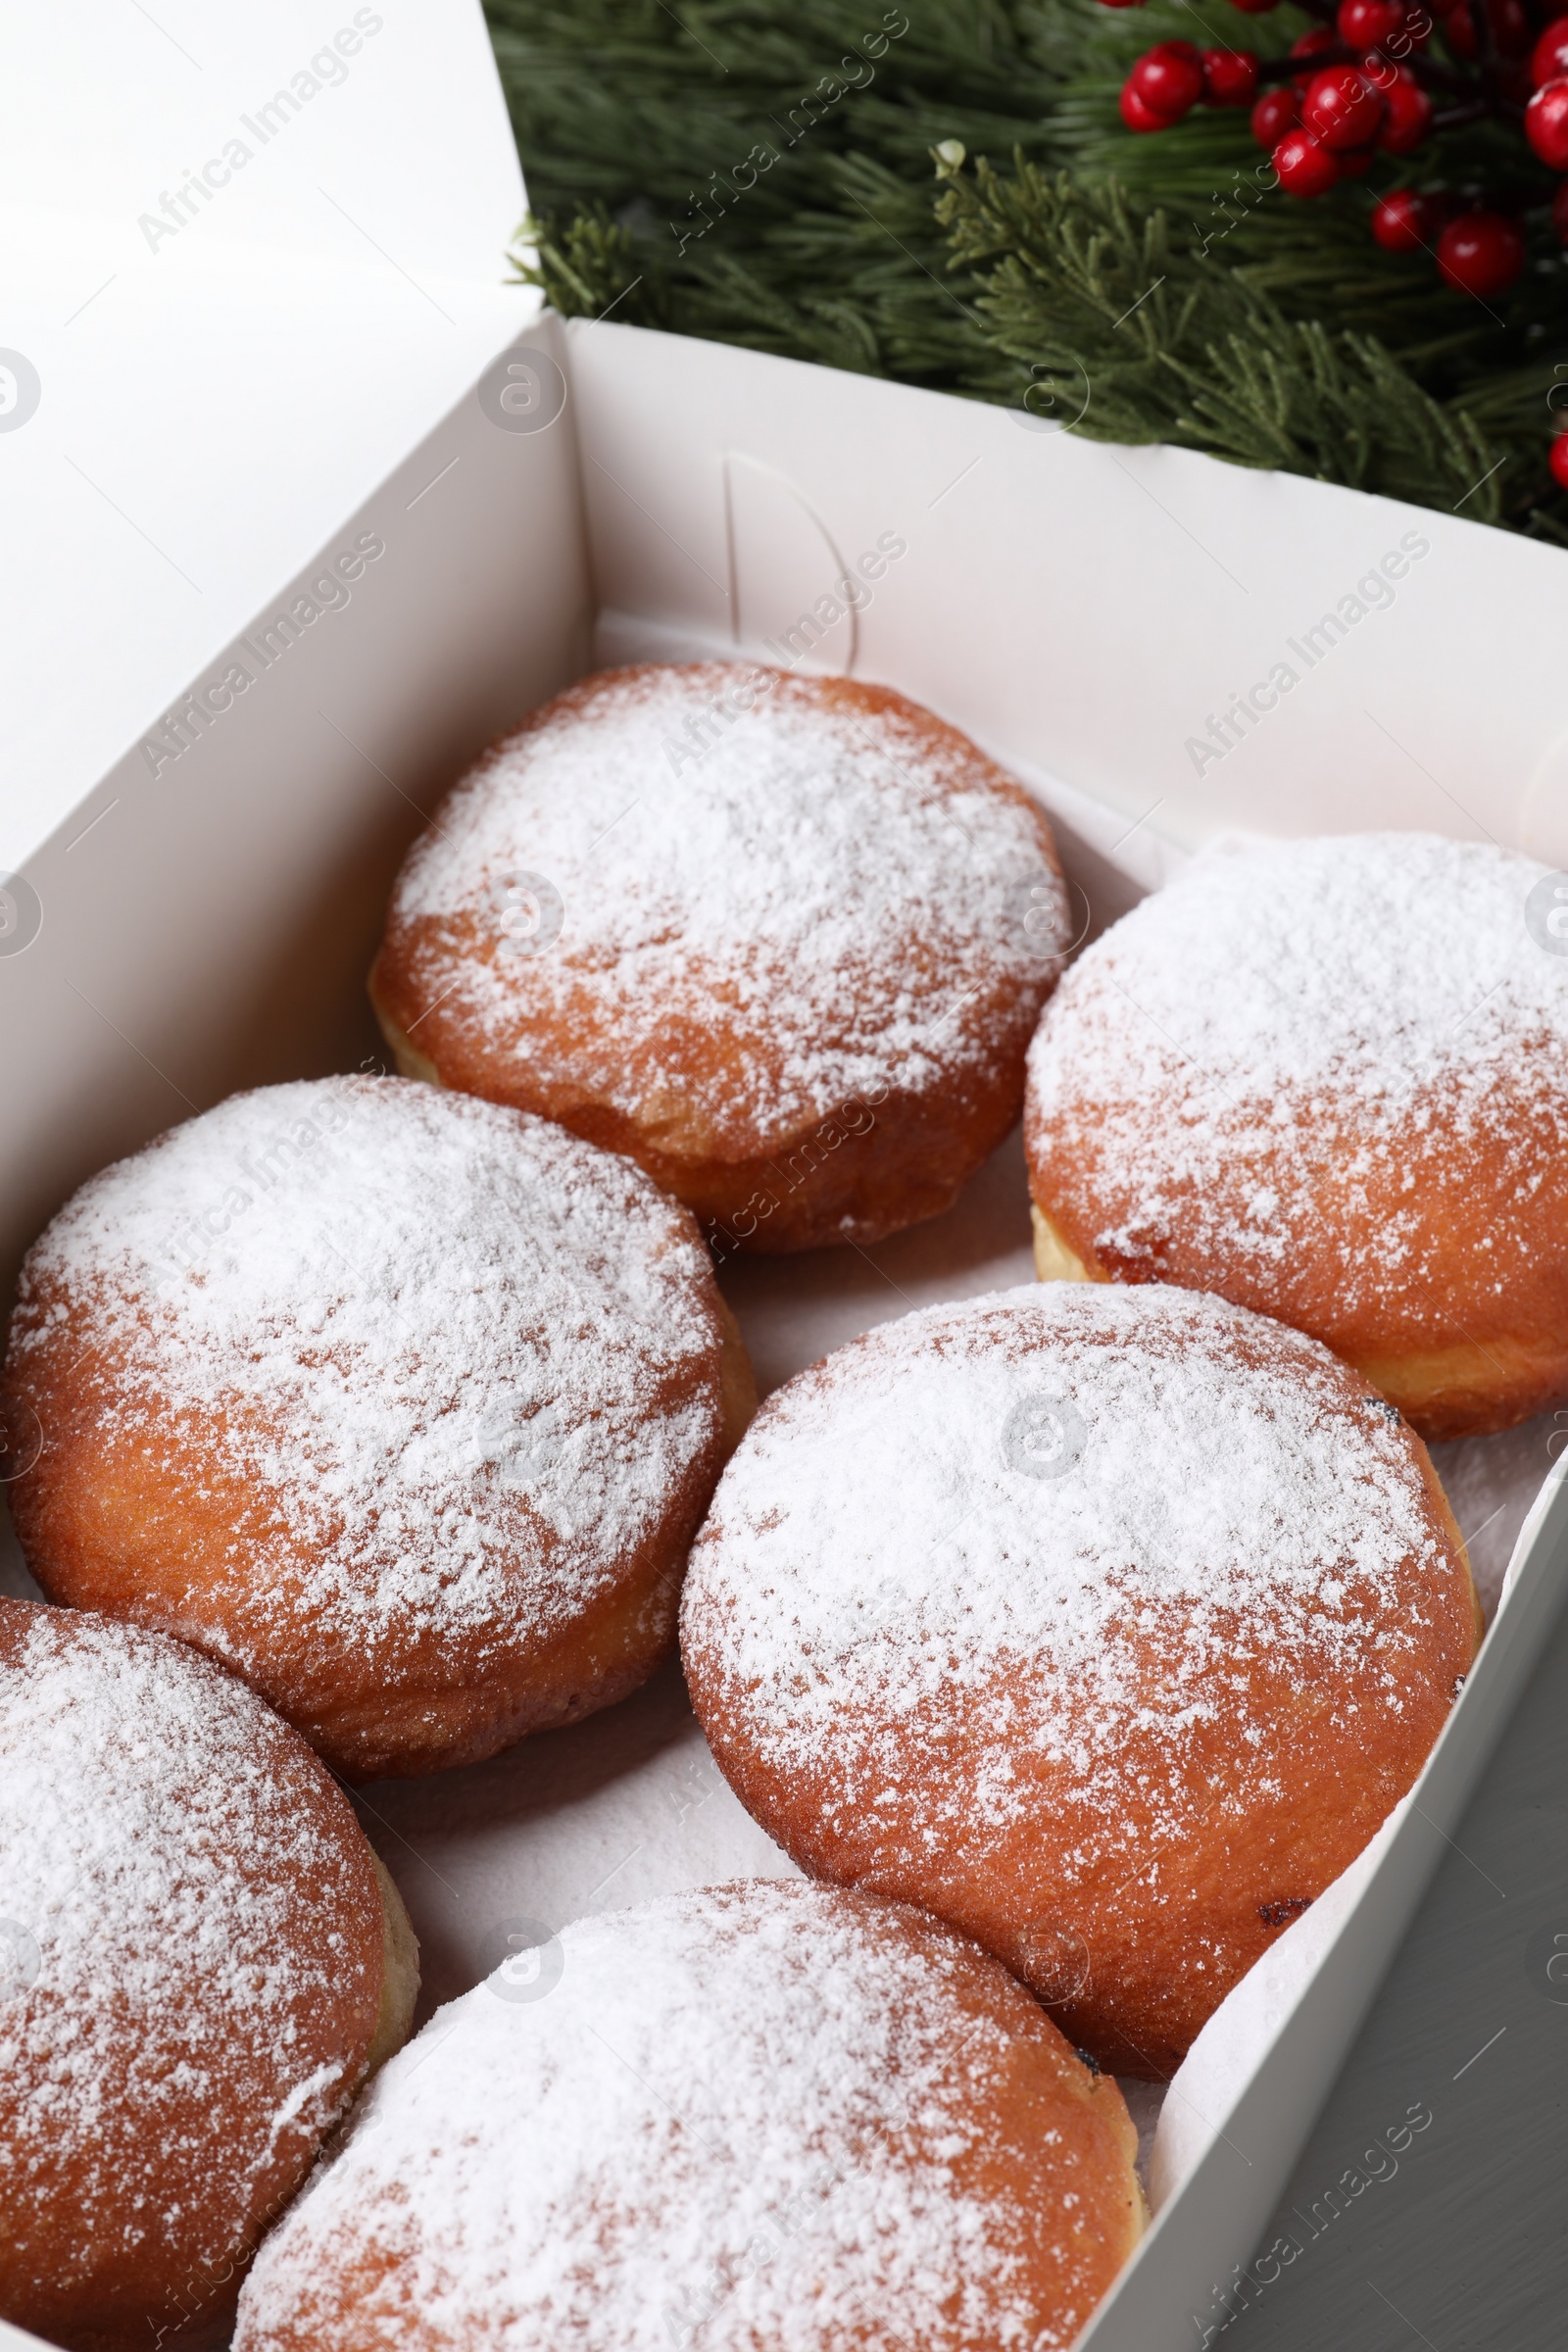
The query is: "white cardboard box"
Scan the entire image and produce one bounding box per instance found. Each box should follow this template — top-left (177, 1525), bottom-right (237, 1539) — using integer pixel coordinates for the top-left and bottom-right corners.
top-left (4, 6), bottom-right (1568, 2346)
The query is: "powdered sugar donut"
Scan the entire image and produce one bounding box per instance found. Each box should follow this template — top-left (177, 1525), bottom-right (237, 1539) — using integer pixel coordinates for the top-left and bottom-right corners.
top-left (0, 1598), bottom-right (417, 2352)
top-left (2, 1076), bottom-right (753, 1779)
top-left (369, 663), bottom-right (1069, 1253)
top-left (1024, 833), bottom-right (1568, 1440)
top-left (681, 1285), bottom-right (1479, 2078)
top-left (233, 1880), bottom-right (1144, 2352)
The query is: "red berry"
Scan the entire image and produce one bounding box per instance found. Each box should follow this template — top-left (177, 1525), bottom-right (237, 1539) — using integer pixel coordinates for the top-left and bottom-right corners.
top-left (1379, 74), bottom-right (1434, 148)
top-left (1554, 180), bottom-right (1568, 244)
top-left (1250, 83), bottom-right (1299, 142)
top-left (1533, 20), bottom-right (1568, 82)
top-left (1227, 0), bottom-right (1280, 15)
top-left (1274, 127), bottom-right (1343, 195)
top-left (1372, 189), bottom-right (1440, 249)
top-left (1339, 0), bottom-right (1405, 42)
top-left (1096, 0), bottom-right (1147, 9)
top-left (1552, 435), bottom-right (1568, 494)
top-left (1131, 40), bottom-right (1205, 119)
top-left (1250, 83), bottom-right (1298, 142)
top-left (1437, 211), bottom-right (1525, 298)
top-left (1302, 65), bottom-right (1385, 147)
top-left (1201, 47), bottom-right (1261, 103)
top-left (1392, 4), bottom-right (1433, 48)
top-left (1291, 27), bottom-right (1338, 76)
top-left (1425, 0), bottom-right (1459, 16)
top-left (1120, 77), bottom-right (1173, 129)
top-left (1527, 77), bottom-right (1568, 167)
top-left (1487, 0), bottom-right (1532, 55)
top-left (1444, 2), bottom-right (1477, 56)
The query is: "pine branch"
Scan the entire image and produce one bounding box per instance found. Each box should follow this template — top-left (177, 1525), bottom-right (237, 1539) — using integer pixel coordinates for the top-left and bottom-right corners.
top-left (512, 209), bottom-right (667, 330)
top-left (485, 0), bottom-right (1087, 385)
top-left (483, 0), bottom-right (1568, 533)
top-left (933, 150), bottom-right (1504, 515)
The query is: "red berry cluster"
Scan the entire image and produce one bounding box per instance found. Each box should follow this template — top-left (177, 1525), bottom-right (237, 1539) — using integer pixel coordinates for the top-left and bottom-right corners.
top-left (1111, 0), bottom-right (1568, 308)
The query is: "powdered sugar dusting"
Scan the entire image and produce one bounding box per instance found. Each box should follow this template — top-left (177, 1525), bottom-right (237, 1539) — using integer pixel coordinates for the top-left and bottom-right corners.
top-left (1024, 833), bottom-right (1568, 1295)
top-left (681, 1285), bottom-right (1459, 1839)
top-left (9, 1078), bottom-right (723, 1657)
top-left (388, 664), bottom-right (1067, 1144)
top-left (236, 1881), bottom-right (1122, 2351)
top-left (0, 1605), bottom-right (375, 2265)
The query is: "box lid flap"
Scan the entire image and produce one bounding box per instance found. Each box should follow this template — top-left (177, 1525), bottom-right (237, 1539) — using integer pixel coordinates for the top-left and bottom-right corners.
top-left (0, 0), bottom-right (535, 866)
